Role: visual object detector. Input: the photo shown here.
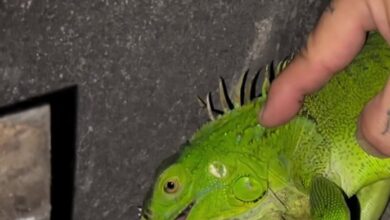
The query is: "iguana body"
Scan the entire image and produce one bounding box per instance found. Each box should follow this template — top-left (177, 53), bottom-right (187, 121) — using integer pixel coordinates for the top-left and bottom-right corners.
top-left (142, 33), bottom-right (390, 220)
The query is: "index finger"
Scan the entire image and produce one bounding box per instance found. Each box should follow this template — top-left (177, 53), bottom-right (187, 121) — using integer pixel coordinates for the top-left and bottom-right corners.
top-left (259, 0), bottom-right (373, 127)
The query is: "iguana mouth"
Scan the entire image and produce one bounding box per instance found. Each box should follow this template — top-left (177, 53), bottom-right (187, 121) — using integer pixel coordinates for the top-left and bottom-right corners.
top-left (175, 202), bottom-right (194, 220)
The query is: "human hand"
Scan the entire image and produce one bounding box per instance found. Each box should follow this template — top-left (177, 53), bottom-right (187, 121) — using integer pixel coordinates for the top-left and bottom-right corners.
top-left (258, 0), bottom-right (390, 157)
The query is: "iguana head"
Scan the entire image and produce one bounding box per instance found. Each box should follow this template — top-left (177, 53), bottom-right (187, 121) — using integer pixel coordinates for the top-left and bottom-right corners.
top-left (141, 101), bottom-right (294, 219)
top-left (141, 150), bottom-right (280, 220)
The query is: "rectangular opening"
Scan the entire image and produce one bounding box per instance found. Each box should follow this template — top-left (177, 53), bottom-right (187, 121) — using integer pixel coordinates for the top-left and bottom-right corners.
top-left (0, 86), bottom-right (78, 220)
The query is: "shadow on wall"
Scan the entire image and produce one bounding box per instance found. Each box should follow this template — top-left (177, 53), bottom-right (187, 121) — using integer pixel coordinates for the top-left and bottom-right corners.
top-left (0, 86), bottom-right (78, 220)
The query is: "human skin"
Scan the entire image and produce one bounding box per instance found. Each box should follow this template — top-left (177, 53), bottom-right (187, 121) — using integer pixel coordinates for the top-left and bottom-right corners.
top-left (259, 0), bottom-right (390, 157)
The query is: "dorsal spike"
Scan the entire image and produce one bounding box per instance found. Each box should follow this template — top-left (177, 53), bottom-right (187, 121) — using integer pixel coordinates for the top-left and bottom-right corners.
top-left (260, 55), bottom-right (296, 98)
top-left (240, 69), bottom-right (249, 106)
top-left (206, 93), bottom-right (223, 121)
top-left (244, 71), bottom-right (254, 104)
top-left (218, 77), bottom-right (234, 112)
top-left (269, 61), bottom-right (276, 82)
top-left (276, 60), bottom-right (284, 75)
top-left (276, 54), bottom-right (295, 76)
top-left (206, 93), bottom-right (216, 121)
top-left (284, 53), bottom-right (294, 67)
top-left (261, 64), bottom-right (271, 97)
top-left (197, 53), bottom-right (296, 119)
top-left (232, 69), bottom-right (249, 107)
top-left (249, 69), bottom-right (261, 100)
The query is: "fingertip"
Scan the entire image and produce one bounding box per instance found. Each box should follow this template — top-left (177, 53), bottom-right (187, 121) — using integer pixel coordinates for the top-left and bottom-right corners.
top-left (258, 82), bottom-right (304, 128)
top-left (258, 102), bottom-right (280, 128)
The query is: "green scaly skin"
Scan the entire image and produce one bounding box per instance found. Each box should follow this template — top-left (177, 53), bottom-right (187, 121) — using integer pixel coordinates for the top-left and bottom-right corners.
top-left (142, 32), bottom-right (390, 220)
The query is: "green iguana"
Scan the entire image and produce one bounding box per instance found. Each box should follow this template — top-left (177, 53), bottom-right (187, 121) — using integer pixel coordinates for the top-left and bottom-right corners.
top-left (141, 32), bottom-right (390, 220)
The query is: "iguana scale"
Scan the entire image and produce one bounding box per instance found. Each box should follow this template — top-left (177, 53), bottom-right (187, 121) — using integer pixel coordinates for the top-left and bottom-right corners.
top-left (141, 32), bottom-right (390, 220)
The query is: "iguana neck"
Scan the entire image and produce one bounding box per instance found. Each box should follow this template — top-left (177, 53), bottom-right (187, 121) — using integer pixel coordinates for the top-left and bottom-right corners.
top-left (262, 116), bottom-right (329, 191)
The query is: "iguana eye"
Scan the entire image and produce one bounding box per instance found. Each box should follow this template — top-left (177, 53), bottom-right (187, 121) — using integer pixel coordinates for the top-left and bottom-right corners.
top-left (164, 178), bottom-right (180, 194)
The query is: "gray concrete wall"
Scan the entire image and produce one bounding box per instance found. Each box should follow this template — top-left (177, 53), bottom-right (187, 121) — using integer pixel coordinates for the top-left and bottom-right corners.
top-left (3, 1), bottom-right (388, 220)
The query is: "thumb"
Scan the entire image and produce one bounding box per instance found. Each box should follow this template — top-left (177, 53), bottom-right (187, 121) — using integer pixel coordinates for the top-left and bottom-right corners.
top-left (357, 77), bottom-right (390, 157)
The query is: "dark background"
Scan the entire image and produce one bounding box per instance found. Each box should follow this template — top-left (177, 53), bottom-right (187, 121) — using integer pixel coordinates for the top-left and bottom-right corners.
top-left (2, 1), bottom-right (388, 220)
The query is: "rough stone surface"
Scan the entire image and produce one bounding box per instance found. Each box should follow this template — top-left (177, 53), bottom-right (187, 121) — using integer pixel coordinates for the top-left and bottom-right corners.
top-left (0, 106), bottom-right (50, 220)
top-left (2, 0), bottom-right (389, 220)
